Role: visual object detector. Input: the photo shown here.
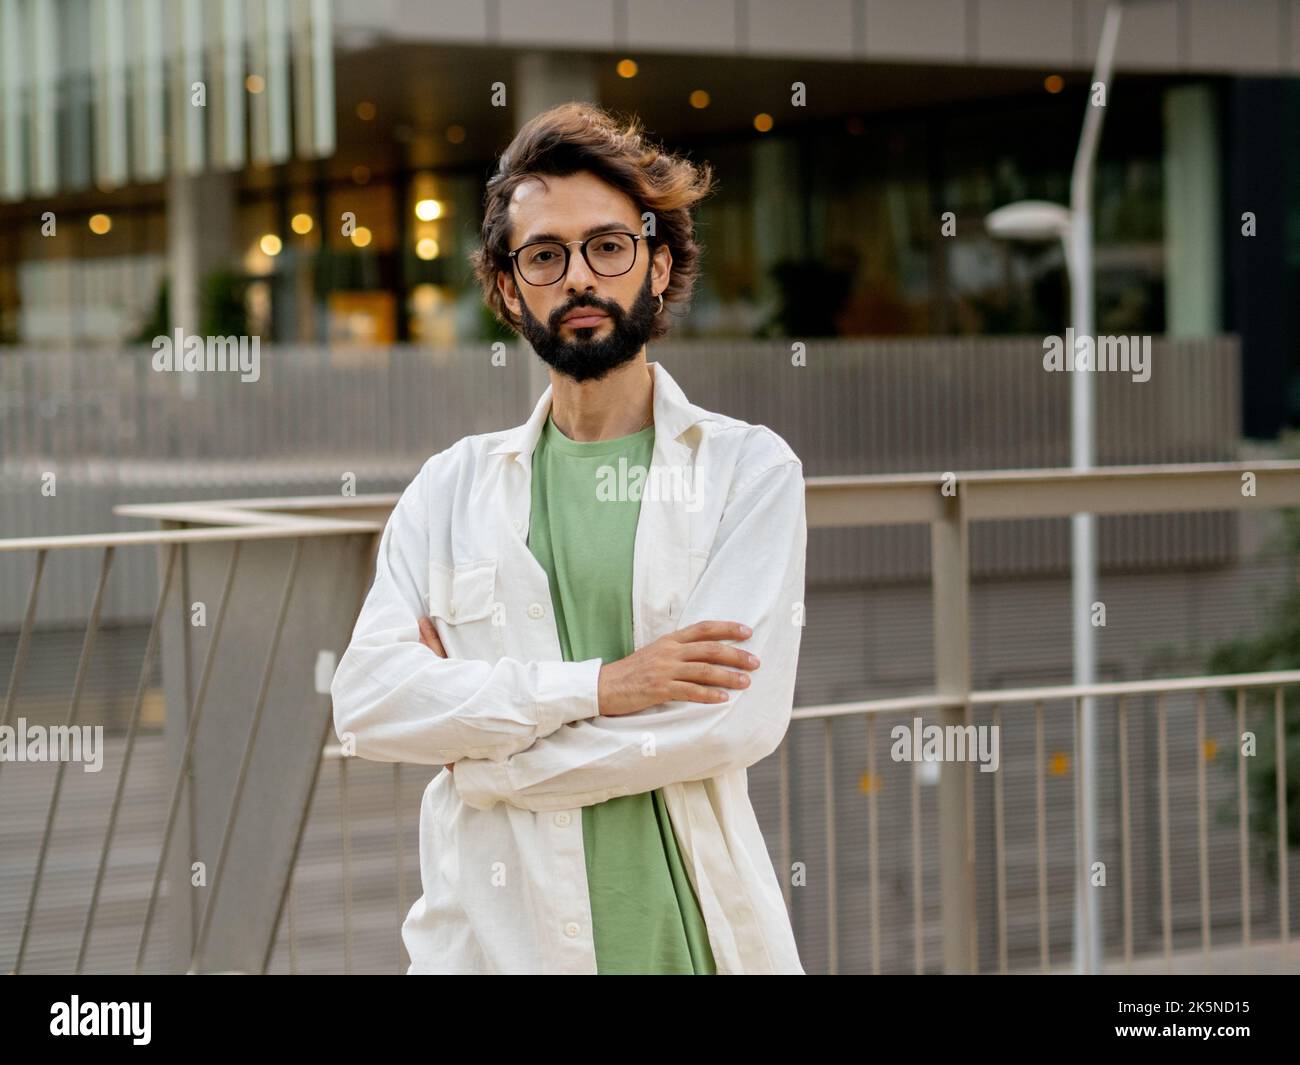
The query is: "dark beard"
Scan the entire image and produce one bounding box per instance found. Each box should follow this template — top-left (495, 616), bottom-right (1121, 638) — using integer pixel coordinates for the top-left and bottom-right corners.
top-left (517, 269), bottom-right (657, 383)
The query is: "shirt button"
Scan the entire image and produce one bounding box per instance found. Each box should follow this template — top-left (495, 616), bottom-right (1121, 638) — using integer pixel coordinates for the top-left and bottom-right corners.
top-left (527, 602), bottom-right (544, 619)
top-left (563, 922), bottom-right (580, 938)
top-left (448, 600), bottom-right (458, 619)
top-left (553, 811), bottom-right (571, 827)
top-left (511, 519), bottom-right (523, 533)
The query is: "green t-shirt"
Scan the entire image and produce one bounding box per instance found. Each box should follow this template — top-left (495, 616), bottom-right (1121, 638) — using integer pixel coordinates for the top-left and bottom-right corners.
top-left (527, 410), bottom-right (716, 975)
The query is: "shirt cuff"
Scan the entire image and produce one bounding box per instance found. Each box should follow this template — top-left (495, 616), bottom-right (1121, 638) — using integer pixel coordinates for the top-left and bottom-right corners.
top-left (534, 657), bottom-right (603, 733)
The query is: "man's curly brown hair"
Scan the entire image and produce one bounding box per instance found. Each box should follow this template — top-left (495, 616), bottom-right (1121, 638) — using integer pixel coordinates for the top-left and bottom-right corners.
top-left (471, 102), bottom-right (715, 339)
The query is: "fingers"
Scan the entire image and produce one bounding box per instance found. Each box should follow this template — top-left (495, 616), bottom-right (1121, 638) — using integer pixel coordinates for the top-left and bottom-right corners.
top-left (418, 616), bottom-right (447, 657)
top-left (667, 681), bottom-right (736, 704)
top-left (676, 661), bottom-right (752, 690)
top-left (670, 620), bottom-right (752, 644)
top-left (679, 640), bottom-right (759, 670)
top-left (417, 615), bottom-right (436, 647)
top-left (663, 625), bottom-right (759, 707)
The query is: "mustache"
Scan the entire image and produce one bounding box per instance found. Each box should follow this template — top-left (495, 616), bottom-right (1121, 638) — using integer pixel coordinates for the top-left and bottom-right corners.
top-left (547, 295), bottom-right (624, 330)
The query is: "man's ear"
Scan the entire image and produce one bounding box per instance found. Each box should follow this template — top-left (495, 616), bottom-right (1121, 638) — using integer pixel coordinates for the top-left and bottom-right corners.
top-left (651, 242), bottom-right (673, 299)
top-left (497, 269), bottom-right (521, 321)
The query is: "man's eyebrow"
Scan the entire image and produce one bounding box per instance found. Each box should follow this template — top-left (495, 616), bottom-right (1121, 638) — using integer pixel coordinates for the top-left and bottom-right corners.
top-left (517, 222), bottom-right (637, 245)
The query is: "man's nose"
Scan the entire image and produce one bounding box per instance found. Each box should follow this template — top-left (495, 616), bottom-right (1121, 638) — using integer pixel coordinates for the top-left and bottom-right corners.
top-left (563, 246), bottom-right (597, 292)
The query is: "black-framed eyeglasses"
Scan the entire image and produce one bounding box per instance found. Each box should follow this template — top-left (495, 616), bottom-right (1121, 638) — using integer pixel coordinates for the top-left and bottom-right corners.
top-left (508, 230), bottom-right (650, 286)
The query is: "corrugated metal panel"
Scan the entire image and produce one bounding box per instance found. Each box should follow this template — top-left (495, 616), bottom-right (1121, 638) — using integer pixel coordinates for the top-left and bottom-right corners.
top-left (0, 337), bottom-right (1241, 466)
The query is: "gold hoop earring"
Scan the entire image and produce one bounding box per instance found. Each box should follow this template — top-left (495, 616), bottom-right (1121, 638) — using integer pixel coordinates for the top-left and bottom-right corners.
top-left (655, 292), bottom-right (664, 315)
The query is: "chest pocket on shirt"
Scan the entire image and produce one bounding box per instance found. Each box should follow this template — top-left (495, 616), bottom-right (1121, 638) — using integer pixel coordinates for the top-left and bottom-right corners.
top-left (427, 559), bottom-right (503, 659)
top-left (642, 547), bottom-right (712, 645)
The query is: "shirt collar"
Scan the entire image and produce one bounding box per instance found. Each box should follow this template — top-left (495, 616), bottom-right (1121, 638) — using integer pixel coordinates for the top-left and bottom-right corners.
top-left (488, 360), bottom-right (705, 465)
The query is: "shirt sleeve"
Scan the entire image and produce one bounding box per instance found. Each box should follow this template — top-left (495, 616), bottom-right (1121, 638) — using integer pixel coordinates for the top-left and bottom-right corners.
top-left (329, 448), bottom-right (603, 766)
top-left (452, 458), bottom-right (807, 812)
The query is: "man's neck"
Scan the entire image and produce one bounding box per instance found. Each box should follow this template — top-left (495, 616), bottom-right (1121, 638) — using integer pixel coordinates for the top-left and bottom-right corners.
top-left (547, 356), bottom-right (654, 442)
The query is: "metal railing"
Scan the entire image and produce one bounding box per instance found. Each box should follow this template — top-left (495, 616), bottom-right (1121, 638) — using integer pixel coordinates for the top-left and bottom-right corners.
top-left (1, 460), bottom-right (1298, 974)
top-left (0, 503), bottom-right (379, 975)
top-left (788, 673), bottom-right (1297, 974)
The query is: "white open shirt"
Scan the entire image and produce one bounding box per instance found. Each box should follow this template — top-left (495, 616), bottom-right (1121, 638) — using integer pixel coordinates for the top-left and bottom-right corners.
top-left (330, 360), bottom-right (807, 974)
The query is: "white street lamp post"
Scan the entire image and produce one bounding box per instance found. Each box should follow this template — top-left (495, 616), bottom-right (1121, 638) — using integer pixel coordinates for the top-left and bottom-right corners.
top-left (984, 0), bottom-right (1126, 976)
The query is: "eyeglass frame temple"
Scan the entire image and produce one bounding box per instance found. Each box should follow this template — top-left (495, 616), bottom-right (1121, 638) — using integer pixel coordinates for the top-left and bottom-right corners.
top-left (507, 232), bottom-right (650, 285)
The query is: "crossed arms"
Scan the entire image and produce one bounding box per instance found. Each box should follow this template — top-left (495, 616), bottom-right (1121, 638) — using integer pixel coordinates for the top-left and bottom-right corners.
top-left (330, 452), bottom-right (806, 812)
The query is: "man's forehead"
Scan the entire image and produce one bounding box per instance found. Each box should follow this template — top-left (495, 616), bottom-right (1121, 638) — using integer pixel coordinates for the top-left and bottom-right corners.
top-left (507, 173), bottom-right (640, 240)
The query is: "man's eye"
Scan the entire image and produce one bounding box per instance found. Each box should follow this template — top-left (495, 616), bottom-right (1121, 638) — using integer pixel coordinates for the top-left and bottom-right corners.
top-left (529, 249), bottom-right (556, 263)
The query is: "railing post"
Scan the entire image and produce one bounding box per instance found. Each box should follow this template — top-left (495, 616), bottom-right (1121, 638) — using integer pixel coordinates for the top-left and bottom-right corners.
top-left (932, 488), bottom-right (976, 973)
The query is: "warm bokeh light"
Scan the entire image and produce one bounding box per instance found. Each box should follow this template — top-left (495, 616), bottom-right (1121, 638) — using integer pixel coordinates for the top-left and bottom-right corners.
top-left (414, 198), bottom-right (443, 221)
top-left (259, 234), bottom-right (282, 256)
top-left (446, 124), bottom-right (466, 144)
top-left (88, 213), bottom-right (111, 235)
top-left (350, 226), bottom-right (372, 248)
top-left (616, 58), bottom-right (638, 78)
top-left (753, 112), bottom-right (773, 132)
top-left (1044, 74), bottom-right (1064, 94)
top-left (689, 89), bottom-right (710, 109)
top-left (291, 213), bottom-right (313, 235)
top-left (356, 100), bottom-right (376, 120)
top-left (351, 164), bottom-right (370, 184)
top-left (416, 237), bottom-right (440, 260)
top-left (245, 74), bottom-right (265, 93)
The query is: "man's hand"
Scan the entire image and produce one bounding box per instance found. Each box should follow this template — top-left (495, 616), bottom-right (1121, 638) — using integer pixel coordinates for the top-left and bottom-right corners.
top-left (596, 620), bottom-right (758, 718)
top-left (417, 616), bottom-right (454, 773)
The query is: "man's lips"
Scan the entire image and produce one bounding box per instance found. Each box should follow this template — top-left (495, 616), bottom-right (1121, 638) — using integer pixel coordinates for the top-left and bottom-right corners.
top-left (560, 309), bottom-right (609, 328)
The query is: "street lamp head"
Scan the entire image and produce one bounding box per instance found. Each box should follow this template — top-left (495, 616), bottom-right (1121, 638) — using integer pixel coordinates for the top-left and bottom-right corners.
top-left (984, 200), bottom-right (1073, 242)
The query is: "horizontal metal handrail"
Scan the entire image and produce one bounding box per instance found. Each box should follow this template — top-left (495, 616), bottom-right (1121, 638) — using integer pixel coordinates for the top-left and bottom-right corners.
top-left (792, 670), bottom-right (1300, 721)
top-left (1, 459), bottom-right (1296, 557)
top-left (0, 521), bottom-right (379, 553)
top-left (0, 512), bottom-right (381, 554)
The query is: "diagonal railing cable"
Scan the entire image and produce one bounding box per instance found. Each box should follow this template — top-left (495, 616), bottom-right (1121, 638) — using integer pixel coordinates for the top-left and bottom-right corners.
top-left (75, 543), bottom-right (180, 973)
top-left (13, 546), bottom-right (115, 973)
top-left (134, 541), bottom-right (243, 973)
top-left (0, 548), bottom-right (47, 786)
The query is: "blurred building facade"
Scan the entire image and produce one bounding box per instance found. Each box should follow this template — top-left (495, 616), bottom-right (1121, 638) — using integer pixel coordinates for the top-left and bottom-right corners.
top-left (0, 0), bottom-right (1297, 434)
